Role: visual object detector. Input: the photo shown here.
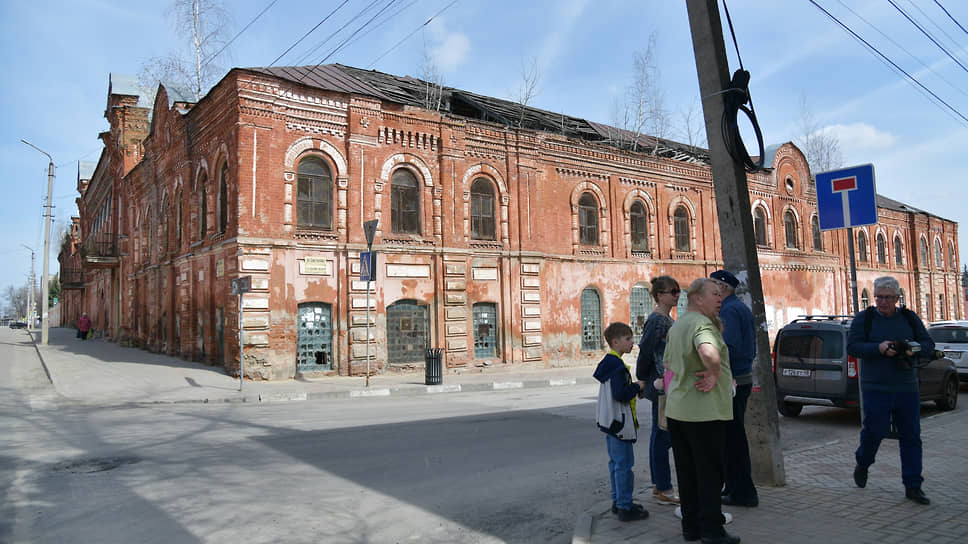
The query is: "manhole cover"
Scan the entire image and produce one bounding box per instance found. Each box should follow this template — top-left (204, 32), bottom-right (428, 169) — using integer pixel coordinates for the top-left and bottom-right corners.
top-left (52, 456), bottom-right (139, 474)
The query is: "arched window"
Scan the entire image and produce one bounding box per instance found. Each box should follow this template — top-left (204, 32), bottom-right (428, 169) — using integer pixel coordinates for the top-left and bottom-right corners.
top-left (811, 215), bottom-right (822, 251)
top-left (935, 239), bottom-right (943, 268)
top-left (753, 207), bottom-right (768, 246)
top-left (470, 178), bottom-right (495, 240)
top-left (920, 236), bottom-right (929, 266)
top-left (876, 233), bottom-right (886, 264)
top-left (198, 172), bottom-right (208, 239)
top-left (861, 289), bottom-right (870, 308)
top-left (297, 156), bottom-right (333, 230)
top-left (580, 288), bottom-right (602, 351)
top-left (176, 190), bottom-right (183, 249)
top-left (784, 210), bottom-right (798, 249)
top-left (579, 192), bottom-right (598, 245)
top-left (950, 242), bottom-right (957, 271)
top-left (674, 205), bottom-right (690, 252)
top-left (857, 230), bottom-right (868, 262)
top-left (630, 201), bottom-right (649, 252)
top-left (217, 163), bottom-right (229, 233)
top-left (391, 169), bottom-right (420, 234)
top-left (894, 236), bottom-right (903, 266)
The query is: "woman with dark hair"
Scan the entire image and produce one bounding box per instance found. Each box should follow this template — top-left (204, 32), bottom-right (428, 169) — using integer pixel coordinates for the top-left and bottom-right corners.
top-left (635, 275), bottom-right (681, 506)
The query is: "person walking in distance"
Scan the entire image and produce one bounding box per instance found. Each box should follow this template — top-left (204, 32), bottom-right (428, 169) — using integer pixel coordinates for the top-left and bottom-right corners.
top-left (77, 312), bottom-right (92, 340)
top-left (635, 275), bottom-right (681, 507)
top-left (847, 276), bottom-right (935, 505)
top-left (595, 322), bottom-right (650, 522)
top-left (709, 270), bottom-right (759, 508)
top-left (665, 279), bottom-right (739, 544)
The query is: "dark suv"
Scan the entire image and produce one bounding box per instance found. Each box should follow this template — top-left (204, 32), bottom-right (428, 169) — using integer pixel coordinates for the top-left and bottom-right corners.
top-left (773, 315), bottom-right (959, 416)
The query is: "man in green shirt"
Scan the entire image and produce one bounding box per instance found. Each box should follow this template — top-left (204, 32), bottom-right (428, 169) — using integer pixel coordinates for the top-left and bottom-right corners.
top-left (664, 278), bottom-right (738, 544)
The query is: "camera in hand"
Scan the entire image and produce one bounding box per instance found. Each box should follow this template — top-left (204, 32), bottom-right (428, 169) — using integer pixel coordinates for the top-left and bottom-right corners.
top-left (888, 340), bottom-right (921, 369)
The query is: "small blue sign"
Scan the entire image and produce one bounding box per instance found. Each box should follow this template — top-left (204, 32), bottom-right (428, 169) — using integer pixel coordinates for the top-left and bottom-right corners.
top-left (815, 164), bottom-right (877, 231)
top-left (360, 251), bottom-right (376, 282)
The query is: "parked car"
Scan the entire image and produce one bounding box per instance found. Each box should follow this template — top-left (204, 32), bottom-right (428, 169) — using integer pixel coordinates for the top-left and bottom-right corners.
top-left (927, 320), bottom-right (968, 382)
top-left (773, 315), bottom-right (959, 416)
top-left (9, 321), bottom-right (27, 329)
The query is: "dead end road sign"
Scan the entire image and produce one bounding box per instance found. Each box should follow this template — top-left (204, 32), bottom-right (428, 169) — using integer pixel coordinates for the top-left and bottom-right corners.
top-left (816, 164), bottom-right (877, 231)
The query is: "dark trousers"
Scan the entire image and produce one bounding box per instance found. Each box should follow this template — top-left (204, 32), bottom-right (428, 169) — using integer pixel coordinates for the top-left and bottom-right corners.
top-left (723, 383), bottom-right (757, 500)
top-left (669, 417), bottom-right (728, 538)
top-left (856, 389), bottom-right (923, 489)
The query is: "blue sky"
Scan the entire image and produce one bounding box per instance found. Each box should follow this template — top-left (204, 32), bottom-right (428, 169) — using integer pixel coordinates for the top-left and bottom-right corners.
top-left (2, 0), bottom-right (967, 303)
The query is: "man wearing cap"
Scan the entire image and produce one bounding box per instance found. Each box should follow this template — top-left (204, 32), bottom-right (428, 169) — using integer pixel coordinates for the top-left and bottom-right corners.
top-left (710, 270), bottom-right (759, 508)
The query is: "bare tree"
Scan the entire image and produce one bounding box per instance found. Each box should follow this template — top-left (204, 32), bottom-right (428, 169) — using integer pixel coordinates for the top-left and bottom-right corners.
top-left (418, 40), bottom-right (444, 112)
top-left (677, 95), bottom-right (708, 149)
top-left (794, 93), bottom-right (844, 174)
top-left (140, 0), bottom-right (232, 102)
top-left (610, 32), bottom-right (670, 153)
top-left (512, 56), bottom-right (540, 127)
top-left (5, 285), bottom-right (29, 319)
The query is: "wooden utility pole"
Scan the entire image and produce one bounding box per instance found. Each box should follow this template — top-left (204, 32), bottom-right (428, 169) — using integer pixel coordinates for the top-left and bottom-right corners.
top-left (686, 0), bottom-right (785, 485)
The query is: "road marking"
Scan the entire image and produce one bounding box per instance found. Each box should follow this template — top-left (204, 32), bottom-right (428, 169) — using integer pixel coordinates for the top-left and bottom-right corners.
top-left (493, 382), bottom-right (524, 390)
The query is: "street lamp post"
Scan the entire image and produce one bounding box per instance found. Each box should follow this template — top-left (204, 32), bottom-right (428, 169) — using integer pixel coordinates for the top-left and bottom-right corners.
top-left (22, 139), bottom-right (54, 345)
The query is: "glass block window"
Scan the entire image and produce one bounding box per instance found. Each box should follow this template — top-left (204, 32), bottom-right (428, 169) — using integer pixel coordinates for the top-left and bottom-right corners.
top-left (297, 302), bottom-right (333, 371)
top-left (579, 192), bottom-right (598, 245)
top-left (387, 299), bottom-right (428, 364)
top-left (630, 201), bottom-right (649, 252)
top-left (630, 284), bottom-right (653, 338)
top-left (297, 156), bottom-right (333, 229)
top-left (581, 288), bottom-right (602, 351)
top-left (473, 302), bottom-right (499, 358)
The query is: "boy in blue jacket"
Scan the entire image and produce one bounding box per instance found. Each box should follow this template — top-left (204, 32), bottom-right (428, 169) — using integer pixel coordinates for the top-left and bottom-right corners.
top-left (595, 322), bottom-right (650, 522)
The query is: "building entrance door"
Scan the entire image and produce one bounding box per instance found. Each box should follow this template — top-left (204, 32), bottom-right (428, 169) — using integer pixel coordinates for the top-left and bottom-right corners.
top-left (297, 302), bottom-right (333, 372)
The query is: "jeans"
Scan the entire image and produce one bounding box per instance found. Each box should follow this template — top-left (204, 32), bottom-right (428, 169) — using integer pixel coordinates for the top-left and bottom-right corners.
top-left (607, 434), bottom-right (636, 509)
top-left (669, 418), bottom-right (728, 538)
top-left (650, 399), bottom-right (673, 492)
top-left (723, 383), bottom-right (757, 501)
top-left (856, 389), bottom-right (923, 489)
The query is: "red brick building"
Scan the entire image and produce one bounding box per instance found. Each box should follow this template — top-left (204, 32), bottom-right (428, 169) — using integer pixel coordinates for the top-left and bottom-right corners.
top-left (62, 65), bottom-right (962, 380)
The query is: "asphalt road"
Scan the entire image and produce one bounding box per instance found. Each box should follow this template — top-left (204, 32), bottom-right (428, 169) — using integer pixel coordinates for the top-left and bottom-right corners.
top-left (1, 327), bottom-right (961, 543)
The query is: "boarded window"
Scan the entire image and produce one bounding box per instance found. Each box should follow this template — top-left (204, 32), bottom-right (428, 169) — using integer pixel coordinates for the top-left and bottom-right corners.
top-left (630, 201), bottom-right (649, 251)
top-left (297, 157), bottom-right (333, 230)
top-left (391, 169), bottom-right (420, 234)
top-left (581, 288), bottom-right (602, 351)
top-left (470, 178), bottom-right (495, 240)
top-left (579, 192), bottom-right (598, 245)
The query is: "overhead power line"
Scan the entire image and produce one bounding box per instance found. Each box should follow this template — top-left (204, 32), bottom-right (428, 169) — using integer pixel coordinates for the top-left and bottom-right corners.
top-left (934, 0), bottom-right (968, 36)
top-left (888, 0), bottom-right (968, 76)
top-left (368, 0), bottom-right (461, 68)
top-left (202, 0), bottom-right (280, 69)
top-left (297, 0), bottom-right (400, 82)
top-left (807, 0), bottom-right (968, 126)
top-left (267, 0), bottom-right (352, 67)
top-left (289, 0), bottom-right (386, 67)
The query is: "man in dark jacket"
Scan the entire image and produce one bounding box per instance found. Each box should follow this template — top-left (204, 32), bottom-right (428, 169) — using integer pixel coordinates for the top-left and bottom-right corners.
top-left (847, 276), bottom-right (934, 505)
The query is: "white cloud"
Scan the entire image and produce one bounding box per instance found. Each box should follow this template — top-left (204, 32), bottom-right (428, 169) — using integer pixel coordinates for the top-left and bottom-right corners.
top-left (824, 122), bottom-right (896, 155)
top-left (427, 17), bottom-right (470, 73)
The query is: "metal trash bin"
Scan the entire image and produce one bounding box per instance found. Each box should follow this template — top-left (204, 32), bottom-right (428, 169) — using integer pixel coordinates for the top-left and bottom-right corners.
top-left (425, 348), bottom-right (442, 385)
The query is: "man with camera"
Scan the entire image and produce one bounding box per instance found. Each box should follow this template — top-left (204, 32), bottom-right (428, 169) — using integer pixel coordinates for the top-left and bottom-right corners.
top-left (846, 276), bottom-right (935, 505)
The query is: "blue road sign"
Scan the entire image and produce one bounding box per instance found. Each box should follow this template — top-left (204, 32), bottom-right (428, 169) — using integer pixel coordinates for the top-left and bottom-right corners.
top-left (815, 164), bottom-right (877, 231)
top-left (360, 251), bottom-right (377, 282)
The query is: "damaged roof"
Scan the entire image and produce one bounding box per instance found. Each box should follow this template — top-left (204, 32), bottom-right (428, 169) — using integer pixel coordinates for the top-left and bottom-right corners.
top-left (242, 63), bottom-right (709, 164)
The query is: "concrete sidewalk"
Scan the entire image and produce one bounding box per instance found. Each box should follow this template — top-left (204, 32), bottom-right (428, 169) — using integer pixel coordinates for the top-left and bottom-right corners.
top-left (574, 404), bottom-right (968, 544)
top-left (27, 326), bottom-right (599, 406)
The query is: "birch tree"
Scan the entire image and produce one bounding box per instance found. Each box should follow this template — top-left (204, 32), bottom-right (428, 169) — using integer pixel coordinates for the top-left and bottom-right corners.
top-left (794, 93), bottom-right (844, 174)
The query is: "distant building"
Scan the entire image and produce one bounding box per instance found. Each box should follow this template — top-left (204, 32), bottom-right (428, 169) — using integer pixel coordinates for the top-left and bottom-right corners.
top-left (61, 65), bottom-right (961, 379)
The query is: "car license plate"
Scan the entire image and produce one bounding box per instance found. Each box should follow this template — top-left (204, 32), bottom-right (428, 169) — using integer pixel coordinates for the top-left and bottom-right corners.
top-left (782, 368), bottom-right (811, 377)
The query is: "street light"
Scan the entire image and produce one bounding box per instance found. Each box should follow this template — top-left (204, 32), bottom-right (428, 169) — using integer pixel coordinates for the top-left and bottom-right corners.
top-left (21, 139), bottom-right (54, 345)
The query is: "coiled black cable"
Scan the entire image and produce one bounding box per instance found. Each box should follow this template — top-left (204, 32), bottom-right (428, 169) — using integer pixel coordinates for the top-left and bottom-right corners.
top-left (721, 68), bottom-right (764, 172)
